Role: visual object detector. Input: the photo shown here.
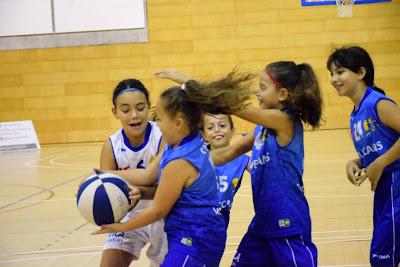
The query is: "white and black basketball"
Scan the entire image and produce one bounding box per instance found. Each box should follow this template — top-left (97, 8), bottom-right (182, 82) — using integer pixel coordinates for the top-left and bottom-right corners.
top-left (76, 172), bottom-right (131, 226)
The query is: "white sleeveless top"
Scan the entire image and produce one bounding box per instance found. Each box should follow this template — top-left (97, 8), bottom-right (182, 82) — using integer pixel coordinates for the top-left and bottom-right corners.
top-left (109, 121), bottom-right (162, 210)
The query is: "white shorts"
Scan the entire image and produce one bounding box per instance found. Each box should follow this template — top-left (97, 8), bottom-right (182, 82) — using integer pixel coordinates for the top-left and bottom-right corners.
top-left (103, 200), bottom-right (168, 266)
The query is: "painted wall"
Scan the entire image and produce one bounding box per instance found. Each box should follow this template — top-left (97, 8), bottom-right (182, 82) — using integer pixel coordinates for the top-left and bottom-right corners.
top-left (0, 0), bottom-right (399, 144)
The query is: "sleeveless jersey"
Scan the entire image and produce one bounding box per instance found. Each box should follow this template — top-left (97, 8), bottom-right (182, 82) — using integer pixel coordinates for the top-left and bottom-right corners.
top-left (248, 116), bottom-right (312, 239)
top-left (109, 121), bottom-right (162, 210)
top-left (215, 154), bottom-right (249, 225)
top-left (159, 133), bottom-right (226, 263)
top-left (350, 87), bottom-right (400, 173)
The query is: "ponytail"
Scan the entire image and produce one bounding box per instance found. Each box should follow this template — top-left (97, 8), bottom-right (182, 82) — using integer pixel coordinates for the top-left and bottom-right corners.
top-left (266, 61), bottom-right (323, 128)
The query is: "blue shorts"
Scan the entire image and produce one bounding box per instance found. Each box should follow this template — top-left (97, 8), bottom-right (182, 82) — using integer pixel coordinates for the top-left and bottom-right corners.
top-left (161, 250), bottom-right (206, 267)
top-left (370, 170), bottom-right (400, 266)
top-left (161, 240), bottom-right (223, 267)
top-left (232, 231), bottom-right (317, 267)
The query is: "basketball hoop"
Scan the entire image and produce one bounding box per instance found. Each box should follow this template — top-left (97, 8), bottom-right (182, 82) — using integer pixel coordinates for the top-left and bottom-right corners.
top-left (336, 0), bottom-right (355, 17)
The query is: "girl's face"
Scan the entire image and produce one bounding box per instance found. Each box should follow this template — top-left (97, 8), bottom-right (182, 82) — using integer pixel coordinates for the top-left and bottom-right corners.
top-left (257, 70), bottom-right (284, 110)
top-left (202, 114), bottom-right (234, 150)
top-left (113, 91), bottom-right (149, 143)
top-left (329, 63), bottom-right (363, 97)
top-left (155, 99), bottom-right (179, 146)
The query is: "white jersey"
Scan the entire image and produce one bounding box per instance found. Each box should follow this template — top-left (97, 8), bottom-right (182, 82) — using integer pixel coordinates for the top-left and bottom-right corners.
top-left (109, 121), bottom-right (162, 210)
top-left (105, 121), bottom-right (167, 265)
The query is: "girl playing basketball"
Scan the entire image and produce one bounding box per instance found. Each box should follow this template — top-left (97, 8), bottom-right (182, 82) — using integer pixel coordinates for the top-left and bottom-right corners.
top-left (99, 79), bottom-right (167, 267)
top-left (327, 46), bottom-right (400, 267)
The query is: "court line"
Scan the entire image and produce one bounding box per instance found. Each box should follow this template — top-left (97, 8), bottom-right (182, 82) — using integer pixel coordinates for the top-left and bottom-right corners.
top-left (0, 251), bottom-right (101, 264)
top-left (48, 153), bottom-right (94, 168)
top-left (0, 184), bottom-right (54, 213)
top-left (0, 246), bottom-right (102, 257)
top-left (24, 150), bottom-right (95, 170)
top-left (236, 193), bottom-right (371, 198)
top-left (0, 198), bottom-right (75, 204)
top-left (0, 172), bottom-right (90, 210)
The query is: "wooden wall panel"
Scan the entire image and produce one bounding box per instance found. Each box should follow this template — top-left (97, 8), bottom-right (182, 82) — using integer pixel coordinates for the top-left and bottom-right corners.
top-left (0, 0), bottom-right (398, 143)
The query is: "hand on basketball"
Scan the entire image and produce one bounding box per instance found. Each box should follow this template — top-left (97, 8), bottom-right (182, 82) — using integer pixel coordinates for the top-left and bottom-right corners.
top-left (93, 168), bottom-right (104, 175)
top-left (128, 185), bottom-right (141, 211)
top-left (91, 223), bottom-right (126, 234)
top-left (346, 159), bottom-right (367, 186)
top-left (154, 69), bottom-right (192, 84)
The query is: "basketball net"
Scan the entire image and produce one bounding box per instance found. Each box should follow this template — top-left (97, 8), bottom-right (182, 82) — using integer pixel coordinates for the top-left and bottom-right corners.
top-left (336, 0), bottom-right (355, 17)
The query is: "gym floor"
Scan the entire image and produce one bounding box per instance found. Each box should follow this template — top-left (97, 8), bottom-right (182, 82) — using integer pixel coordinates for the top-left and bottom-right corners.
top-left (0, 129), bottom-right (373, 266)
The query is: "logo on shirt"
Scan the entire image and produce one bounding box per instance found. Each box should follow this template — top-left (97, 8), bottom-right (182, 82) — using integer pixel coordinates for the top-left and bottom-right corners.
top-left (232, 178), bottom-right (239, 188)
top-left (371, 253), bottom-right (390, 259)
top-left (278, 218), bottom-right (291, 228)
top-left (180, 237), bottom-right (193, 246)
top-left (352, 118), bottom-right (378, 141)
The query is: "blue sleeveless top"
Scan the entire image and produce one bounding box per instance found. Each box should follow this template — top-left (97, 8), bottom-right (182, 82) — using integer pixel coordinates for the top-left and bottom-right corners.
top-left (159, 132), bottom-right (226, 263)
top-left (248, 115), bottom-right (312, 239)
top-left (350, 87), bottom-right (400, 174)
top-left (215, 154), bottom-right (249, 225)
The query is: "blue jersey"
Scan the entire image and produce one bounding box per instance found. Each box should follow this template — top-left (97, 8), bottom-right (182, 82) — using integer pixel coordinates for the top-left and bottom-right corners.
top-left (215, 154), bottom-right (249, 225)
top-left (159, 132), bottom-right (226, 265)
top-left (248, 116), bottom-right (312, 239)
top-left (350, 87), bottom-right (400, 266)
top-left (350, 87), bottom-right (400, 174)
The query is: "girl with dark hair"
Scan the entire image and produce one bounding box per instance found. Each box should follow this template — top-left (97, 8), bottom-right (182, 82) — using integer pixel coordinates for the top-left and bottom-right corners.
top-left (100, 79), bottom-right (167, 267)
top-left (327, 46), bottom-right (400, 267)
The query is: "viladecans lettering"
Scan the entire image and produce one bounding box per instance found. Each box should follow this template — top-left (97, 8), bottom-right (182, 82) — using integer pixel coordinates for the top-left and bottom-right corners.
top-left (357, 141), bottom-right (383, 158)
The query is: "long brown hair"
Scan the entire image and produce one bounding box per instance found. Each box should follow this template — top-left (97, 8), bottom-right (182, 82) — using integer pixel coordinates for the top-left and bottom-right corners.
top-left (157, 69), bottom-right (255, 134)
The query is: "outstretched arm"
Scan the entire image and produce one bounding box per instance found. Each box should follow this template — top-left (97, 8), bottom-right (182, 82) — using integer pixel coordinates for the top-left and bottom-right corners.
top-left (235, 107), bottom-right (294, 146)
top-left (154, 69), bottom-right (192, 84)
top-left (92, 158), bottom-right (196, 234)
top-left (212, 132), bottom-right (254, 165)
top-left (99, 153), bottom-right (162, 186)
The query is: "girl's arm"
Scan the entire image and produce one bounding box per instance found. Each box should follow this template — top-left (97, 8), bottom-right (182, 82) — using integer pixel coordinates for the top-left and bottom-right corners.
top-left (92, 158), bottom-right (197, 234)
top-left (101, 153), bottom-right (161, 186)
top-left (100, 140), bottom-right (117, 170)
top-left (212, 132), bottom-right (254, 165)
top-left (235, 107), bottom-right (294, 146)
top-left (154, 70), bottom-right (192, 84)
top-left (368, 100), bottom-right (400, 191)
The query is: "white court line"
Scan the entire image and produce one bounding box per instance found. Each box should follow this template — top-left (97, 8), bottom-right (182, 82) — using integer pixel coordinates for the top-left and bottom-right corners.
top-left (225, 237), bottom-right (371, 247)
top-left (24, 151), bottom-right (93, 170)
top-left (313, 235), bottom-right (370, 241)
top-left (0, 198), bottom-right (75, 204)
top-left (0, 251), bottom-right (101, 264)
top-left (0, 246), bottom-right (102, 258)
top-left (313, 229), bottom-right (372, 234)
top-left (236, 193), bottom-right (371, 198)
top-left (49, 153), bottom-right (94, 168)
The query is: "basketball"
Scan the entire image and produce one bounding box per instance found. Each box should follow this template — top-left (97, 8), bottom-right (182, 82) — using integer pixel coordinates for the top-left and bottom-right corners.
top-left (76, 172), bottom-right (131, 226)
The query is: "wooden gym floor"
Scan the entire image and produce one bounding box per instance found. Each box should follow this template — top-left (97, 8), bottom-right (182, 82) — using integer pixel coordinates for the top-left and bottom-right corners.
top-left (0, 129), bottom-right (373, 267)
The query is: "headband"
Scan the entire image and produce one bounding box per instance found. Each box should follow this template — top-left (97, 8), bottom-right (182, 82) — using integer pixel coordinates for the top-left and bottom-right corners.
top-left (113, 87), bottom-right (146, 103)
top-left (265, 70), bottom-right (283, 89)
